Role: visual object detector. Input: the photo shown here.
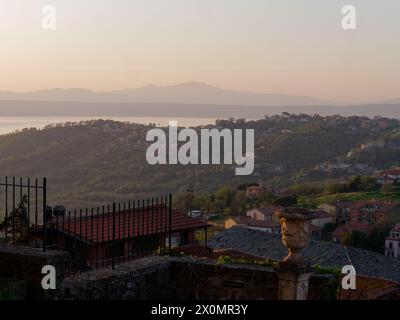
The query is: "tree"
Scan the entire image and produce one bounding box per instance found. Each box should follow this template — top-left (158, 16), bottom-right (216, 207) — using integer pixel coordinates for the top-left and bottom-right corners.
top-left (201, 198), bottom-right (214, 213)
top-left (0, 195), bottom-right (33, 245)
top-left (342, 229), bottom-right (388, 254)
top-left (381, 183), bottom-right (394, 195)
top-left (346, 176), bottom-right (378, 192)
top-left (215, 186), bottom-right (235, 208)
top-left (347, 176), bottom-right (362, 192)
top-left (324, 181), bottom-right (347, 195)
top-left (273, 195), bottom-right (297, 207)
top-left (366, 228), bottom-right (390, 253)
top-left (173, 192), bottom-right (193, 214)
top-left (228, 191), bottom-right (247, 215)
top-left (342, 231), bottom-right (368, 248)
top-left (321, 222), bottom-right (338, 241)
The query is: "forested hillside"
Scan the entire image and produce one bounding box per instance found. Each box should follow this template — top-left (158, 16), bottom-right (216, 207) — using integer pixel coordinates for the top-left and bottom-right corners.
top-left (0, 114), bottom-right (400, 209)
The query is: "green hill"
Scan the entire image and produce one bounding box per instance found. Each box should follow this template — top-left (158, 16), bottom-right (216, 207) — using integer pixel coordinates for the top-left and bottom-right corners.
top-left (0, 114), bottom-right (400, 209)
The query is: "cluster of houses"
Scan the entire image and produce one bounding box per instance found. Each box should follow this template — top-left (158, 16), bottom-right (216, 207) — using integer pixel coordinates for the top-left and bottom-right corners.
top-left (225, 206), bottom-right (281, 235)
top-left (318, 200), bottom-right (400, 258)
top-left (224, 205), bottom-right (334, 240)
top-left (376, 169), bottom-right (400, 184)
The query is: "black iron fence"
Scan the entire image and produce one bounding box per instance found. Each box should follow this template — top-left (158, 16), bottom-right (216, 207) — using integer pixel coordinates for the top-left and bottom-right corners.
top-left (0, 176), bottom-right (47, 250)
top-left (46, 194), bottom-right (173, 271)
top-left (0, 176), bottom-right (177, 271)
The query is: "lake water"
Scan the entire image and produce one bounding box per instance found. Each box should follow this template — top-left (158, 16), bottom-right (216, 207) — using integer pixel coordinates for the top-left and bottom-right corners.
top-left (0, 116), bottom-right (221, 135)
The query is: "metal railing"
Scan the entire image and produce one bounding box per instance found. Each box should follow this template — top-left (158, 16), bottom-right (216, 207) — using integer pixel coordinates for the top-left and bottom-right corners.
top-left (0, 176), bottom-right (47, 250)
top-left (47, 194), bottom-right (173, 271)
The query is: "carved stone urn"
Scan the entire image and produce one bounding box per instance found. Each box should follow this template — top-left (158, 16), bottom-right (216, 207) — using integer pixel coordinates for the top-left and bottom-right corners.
top-left (276, 207), bottom-right (316, 265)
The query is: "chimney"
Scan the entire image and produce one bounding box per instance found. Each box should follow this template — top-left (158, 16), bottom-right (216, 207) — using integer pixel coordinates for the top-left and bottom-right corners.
top-left (53, 205), bottom-right (66, 217)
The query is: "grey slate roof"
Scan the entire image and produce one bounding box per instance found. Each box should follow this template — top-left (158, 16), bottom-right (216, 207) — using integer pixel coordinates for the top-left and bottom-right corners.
top-left (208, 227), bottom-right (400, 282)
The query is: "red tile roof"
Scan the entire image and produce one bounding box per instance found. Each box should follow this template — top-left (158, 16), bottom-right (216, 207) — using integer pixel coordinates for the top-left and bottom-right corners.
top-left (334, 201), bottom-right (353, 208)
top-left (313, 210), bottom-right (332, 219)
top-left (247, 220), bottom-right (280, 228)
top-left (350, 201), bottom-right (370, 210)
top-left (390, 223), bottom-right (400, 233)
top-left (231, 216), bottom-right (255, 225)
top-left (379, 169), bottom-right (400, 176)
top-left (350, 200), bottom-right (399, 212)
top-left (232, 216), bottom-right (280, 229)
top-left (55, 206), bottom-right (208, 243)
top-left (250, 205), bottom-right (279, 217)
top-left (308, 224), bottom-right (322, 232)
top-left (339, 275), bottom-right (399, 300)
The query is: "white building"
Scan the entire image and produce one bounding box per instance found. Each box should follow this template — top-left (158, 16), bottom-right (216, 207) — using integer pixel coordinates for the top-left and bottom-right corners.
top-left (385, 224), bottom-right (400, 258)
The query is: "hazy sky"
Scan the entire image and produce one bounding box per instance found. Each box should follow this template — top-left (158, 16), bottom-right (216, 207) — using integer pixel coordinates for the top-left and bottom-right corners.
top-left (1, 0), bottom-right (399, 103)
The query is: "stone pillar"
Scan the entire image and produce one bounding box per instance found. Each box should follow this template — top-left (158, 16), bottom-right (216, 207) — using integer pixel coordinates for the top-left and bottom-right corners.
top-left (273, 207), bottom-right (316, 300)
top-left (274, 262), bottom-right (312, 300)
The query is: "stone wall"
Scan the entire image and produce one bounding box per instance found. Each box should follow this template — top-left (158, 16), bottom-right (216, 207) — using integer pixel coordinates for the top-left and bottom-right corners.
top-left (61, 256), bottom-right (334, 300)
top-left (0, 278), bottom-right (27, 300)
top-left (62, 256), bottom-right (171, 300)
top-left (0, 243), bottom-right (70, 299)
top-left (0, 243), bottom-right (334, 300)
top-left (169, 258), bottom-right (279, 300)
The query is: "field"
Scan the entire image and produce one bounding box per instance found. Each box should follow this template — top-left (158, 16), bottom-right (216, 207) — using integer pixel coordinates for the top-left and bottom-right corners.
top-left (304, 187), bottom-right (400, 206)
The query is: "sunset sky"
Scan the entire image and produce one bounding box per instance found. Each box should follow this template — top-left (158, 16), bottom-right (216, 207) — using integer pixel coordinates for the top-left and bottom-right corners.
top-left (1, 0), bottom-right (399, 104)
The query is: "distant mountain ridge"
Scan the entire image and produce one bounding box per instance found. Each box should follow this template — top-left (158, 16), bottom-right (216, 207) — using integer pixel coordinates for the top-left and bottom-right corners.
top-left (384, 98), bottom-right (400, 104)
top-left (0, 100), bottom-right (399, 119)
top-left (0, 82), bottom-right (334, 106)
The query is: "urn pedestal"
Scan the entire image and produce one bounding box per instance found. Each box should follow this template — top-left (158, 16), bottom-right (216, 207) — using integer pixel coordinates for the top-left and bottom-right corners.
top-left (273, 208), bottom-right (316, 300)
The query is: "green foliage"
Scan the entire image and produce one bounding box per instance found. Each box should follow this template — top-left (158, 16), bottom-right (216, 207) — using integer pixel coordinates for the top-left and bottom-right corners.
top-left (0, 195), bottom-right (34, 245)
top-left (307, 187), bottom-right (400, 206)
top-left (343, 231), bottom-right (368, 248)
top-left (347, 176), bottom-right (379, 192)
top-left (216, 255), bottom-right (276, 268)
top-left (321, 222), bottom-right (339, 241)
top-left (342, 228), bottom-right (390, 253)
top-left (0, 290), bottom-right (15, 300)
top-left (312, 264), bottom-right (341, 278)
top-left (381, 183), bottom-right (395, 195)
top-left (216, 255), bottom-right (233, 265)
top-left (273, 195), bottom-right (297, 207)
top-left (312, 264), bottom-right (341, 300)
top-left (156, 247), bottom-right (186, 257)
top-left (0, 116), bottom-right (399, 210)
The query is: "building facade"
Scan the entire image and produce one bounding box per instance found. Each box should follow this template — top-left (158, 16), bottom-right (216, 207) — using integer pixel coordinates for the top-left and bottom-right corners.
top-left (385, 224), bottom-right (400, 258)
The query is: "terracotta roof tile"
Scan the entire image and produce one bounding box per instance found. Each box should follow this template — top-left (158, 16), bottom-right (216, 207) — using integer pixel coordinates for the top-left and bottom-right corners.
top-left (339, 275), bottom-right (399, 300)
top-left (55, 206), bottom-right (208, 243)
top-left (208, 227), bottom-right (400, 282)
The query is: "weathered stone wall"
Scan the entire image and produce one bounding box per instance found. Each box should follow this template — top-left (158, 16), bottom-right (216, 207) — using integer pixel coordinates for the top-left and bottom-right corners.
top-left (169, 258), bottom-right (279, 300)
top-left (61, 256), bottom-right (334, 300)
top-left (61, 256), bottom-right (279, 300)
top-left (0, 244), bottom-right (334, 300)
top-left (62, 256), bottom-right (171, 300)
top-left (0, 243), bottom-right (70, 299)
top-left (0, 278), bottom-right (27, 300)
